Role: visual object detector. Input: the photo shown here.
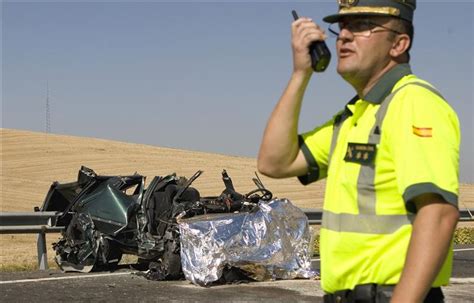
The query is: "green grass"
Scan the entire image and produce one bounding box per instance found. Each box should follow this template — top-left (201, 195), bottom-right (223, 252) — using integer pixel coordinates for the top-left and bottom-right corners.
top-left (453, 227), bottom-right (474, 245)
top-left (0, 261), bottom-right (58, 272)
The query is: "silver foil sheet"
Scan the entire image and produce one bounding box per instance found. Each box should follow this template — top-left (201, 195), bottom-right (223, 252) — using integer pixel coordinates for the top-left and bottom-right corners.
top-left (178, 199), bottom-right (317, 286)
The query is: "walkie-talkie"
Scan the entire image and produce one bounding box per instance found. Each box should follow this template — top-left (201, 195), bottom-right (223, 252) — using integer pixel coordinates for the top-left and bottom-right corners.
top-left (292, 10), bottom-right (331, 72)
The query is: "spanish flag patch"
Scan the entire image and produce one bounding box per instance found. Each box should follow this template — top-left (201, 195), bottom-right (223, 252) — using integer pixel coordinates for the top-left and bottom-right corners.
top-left (412, 126), bottom-right (433, 137)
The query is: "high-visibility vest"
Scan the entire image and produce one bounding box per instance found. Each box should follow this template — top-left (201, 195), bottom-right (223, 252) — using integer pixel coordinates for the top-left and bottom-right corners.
top-left (298, 64), bottom-right (460, 293)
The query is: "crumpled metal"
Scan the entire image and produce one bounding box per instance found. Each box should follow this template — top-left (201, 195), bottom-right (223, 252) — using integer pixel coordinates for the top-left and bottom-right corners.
top-left (178, 199), bottom-right (317, 286)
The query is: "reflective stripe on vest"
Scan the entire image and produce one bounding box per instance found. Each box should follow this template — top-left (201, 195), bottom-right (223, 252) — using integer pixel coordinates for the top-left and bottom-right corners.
top-left (322, 210), bottom-right (415, 234)
top-left (324, 82), bottom-right (444, 234)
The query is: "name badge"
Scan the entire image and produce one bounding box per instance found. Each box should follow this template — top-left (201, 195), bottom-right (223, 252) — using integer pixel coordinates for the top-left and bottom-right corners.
top-left (344, 143), bottom-right (376, 165)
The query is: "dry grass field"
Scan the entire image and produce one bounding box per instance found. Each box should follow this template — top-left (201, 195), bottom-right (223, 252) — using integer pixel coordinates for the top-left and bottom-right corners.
top-left (1, 128), bottom-right (473, 270)
top-left (1, 128), bottom-right (326, 270)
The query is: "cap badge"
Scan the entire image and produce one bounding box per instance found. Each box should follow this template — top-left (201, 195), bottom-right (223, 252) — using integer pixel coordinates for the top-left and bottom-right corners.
top-left (338, 0), bottom-right (359, 8)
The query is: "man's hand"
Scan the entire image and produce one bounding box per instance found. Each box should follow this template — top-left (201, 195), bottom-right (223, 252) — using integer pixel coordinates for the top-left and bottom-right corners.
top-left (391, 194), bottom-right (459, 303)
top-left (291, 17), bottom-right (327, 76)
top-left (258, 17), bottom-right (326, 178)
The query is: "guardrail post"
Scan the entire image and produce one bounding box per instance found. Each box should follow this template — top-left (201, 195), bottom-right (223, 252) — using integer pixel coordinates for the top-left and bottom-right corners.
top-left (37, 229), bottom-right (48, 270)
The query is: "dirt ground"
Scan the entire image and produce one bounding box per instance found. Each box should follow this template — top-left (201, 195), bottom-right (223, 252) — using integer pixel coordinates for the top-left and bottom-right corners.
top-left (1, 128), bottom-right (472, 270)
top-left (0, 129), bottom-right (325, 269)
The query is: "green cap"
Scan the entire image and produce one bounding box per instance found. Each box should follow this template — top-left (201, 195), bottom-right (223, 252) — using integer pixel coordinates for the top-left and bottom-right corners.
top-left (323, 0), bottom-right (416, 23)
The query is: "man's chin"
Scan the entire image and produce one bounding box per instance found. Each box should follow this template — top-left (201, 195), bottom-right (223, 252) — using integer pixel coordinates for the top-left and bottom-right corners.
top-left (337, 64), bottom-right (355, 78)
top-left (337, 66), bottom-right (362, 86)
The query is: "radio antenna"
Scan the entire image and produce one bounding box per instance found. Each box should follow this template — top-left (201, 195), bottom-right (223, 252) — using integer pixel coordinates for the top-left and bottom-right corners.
top-left (45, 81), bottom-right (51, 133)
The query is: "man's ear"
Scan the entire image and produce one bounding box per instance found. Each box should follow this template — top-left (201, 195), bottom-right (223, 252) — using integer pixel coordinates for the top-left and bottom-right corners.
top-left (390, 34), bottom-right (411, 58)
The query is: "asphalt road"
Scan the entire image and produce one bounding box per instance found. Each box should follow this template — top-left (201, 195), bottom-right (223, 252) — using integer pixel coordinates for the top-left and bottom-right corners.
top-left (1, 246), bottom-right (473, 302)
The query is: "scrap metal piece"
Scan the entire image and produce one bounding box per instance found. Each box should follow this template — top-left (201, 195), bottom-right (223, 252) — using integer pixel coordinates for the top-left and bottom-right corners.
top-left (179, 199), bottom-right (317, 286)
top-left (54, 213), bottom-right (98, 273)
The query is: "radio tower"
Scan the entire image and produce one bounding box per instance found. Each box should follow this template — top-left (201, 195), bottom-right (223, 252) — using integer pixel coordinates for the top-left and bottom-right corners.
top-left (46, 82), bottom-right (51, 133)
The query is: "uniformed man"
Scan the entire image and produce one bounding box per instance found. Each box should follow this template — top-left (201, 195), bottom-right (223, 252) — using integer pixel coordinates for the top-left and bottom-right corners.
top-left (257, 1), bottom-right (460, 302)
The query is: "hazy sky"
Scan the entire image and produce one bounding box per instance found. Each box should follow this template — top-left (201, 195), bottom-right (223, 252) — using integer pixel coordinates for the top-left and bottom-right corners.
top-left (2, 1), bottom-right (473, 182)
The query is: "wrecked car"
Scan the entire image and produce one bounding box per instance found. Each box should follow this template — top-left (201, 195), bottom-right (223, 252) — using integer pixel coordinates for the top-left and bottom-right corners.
top-left (40, 167), bottom-right (271, 275)
top-left (40, 166), bottom-right (316, 283)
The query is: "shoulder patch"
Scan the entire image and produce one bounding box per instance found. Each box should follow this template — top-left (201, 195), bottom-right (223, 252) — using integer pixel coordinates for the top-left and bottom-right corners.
top-left (412, 126), bottom-right (432, 137)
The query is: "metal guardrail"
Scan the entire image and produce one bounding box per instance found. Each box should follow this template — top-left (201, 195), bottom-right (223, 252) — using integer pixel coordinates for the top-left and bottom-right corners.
top-left (0, 211), bottom-right (61, 230)
top-left (459, 209), bottom-right (474, 222)
top-left (0, 211), bottom-right (64, 270)
top-left (0, 208), bottom-right (473, 270)
top-left (301, 209), bottom-right (323, 225)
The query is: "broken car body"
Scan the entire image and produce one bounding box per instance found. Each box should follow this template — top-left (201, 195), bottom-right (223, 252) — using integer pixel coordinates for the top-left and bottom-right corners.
top-left (40, 166), bottom-right (315, 283)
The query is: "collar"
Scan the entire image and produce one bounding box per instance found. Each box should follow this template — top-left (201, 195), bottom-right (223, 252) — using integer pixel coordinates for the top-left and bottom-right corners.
top-left (362, 63), bottom-right (412, 104)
